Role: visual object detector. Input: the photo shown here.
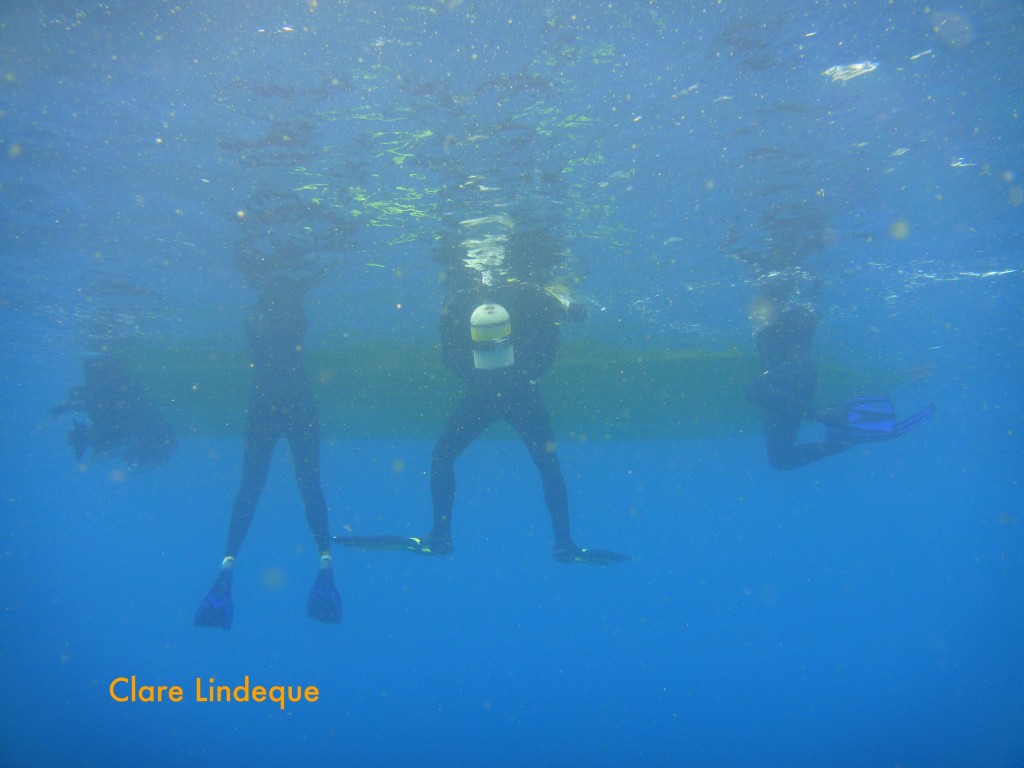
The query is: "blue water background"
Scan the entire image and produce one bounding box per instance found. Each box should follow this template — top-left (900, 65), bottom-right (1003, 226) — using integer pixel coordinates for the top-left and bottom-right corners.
top-left (2, 1), bottom-right (1022, 766)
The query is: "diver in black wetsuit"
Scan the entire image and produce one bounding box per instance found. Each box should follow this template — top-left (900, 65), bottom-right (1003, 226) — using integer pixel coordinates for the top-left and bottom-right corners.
top-left (432, 281), bottom-right (584, 561)
top-left (746, 297), bottom-right (934, 471)
top-left (195, 278), bottom-right (342, 628)
top-left (336, 280), bottom-right (628, 565)
top-left (746, 301), bottom-right (840, 470)
top-left (51, 354), bottom-right (177, 472)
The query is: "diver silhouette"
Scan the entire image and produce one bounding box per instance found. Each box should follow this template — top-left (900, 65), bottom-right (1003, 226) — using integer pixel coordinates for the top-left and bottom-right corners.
top-left (336, 280), bottom-right (629, 565)
top-left (194, 278), bottom-right (342, 629)
top-left (51, 354), bottom-right (176, 473)
top-left (747, 298), bottom-right (934, 471)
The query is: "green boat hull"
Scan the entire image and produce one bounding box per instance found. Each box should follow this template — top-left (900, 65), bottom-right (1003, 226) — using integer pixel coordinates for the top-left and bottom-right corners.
top-left (118, 342), bottom-right (889, 441)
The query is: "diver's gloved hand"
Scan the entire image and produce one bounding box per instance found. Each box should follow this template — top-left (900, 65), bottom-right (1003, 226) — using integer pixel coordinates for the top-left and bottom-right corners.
top-left (332, 533), bottom-right (453, 556)
top-left (554, 543), bottom-right (631, 565)
top-left (567, 302), bottom-right (588, 323)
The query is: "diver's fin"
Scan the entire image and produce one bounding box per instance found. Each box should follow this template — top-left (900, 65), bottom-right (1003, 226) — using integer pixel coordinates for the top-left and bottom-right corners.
top-left (826, 396), bottom-right (935, 444)
top-left (307, 568), bottom-right (342, 624)
top-left (194, 570), bottom-right (233, 630)
top-left (332, 534), bottom-right (452, 555)
top-left (890, 403), bottom-right (936, 438)
top-left (822, 395), bottom-right (895, 444)
top-left (332, 534), bottom-right (421, 550)
top-left (575, 548), bottom-right (631, 565)
top-left (844, 395), bottom-right (896, 437)
top-left (554, 544), bottom-right (631, 565)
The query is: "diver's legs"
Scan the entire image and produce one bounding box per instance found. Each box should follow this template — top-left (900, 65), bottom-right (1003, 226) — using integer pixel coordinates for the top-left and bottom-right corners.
top-left (763, 404), bottom-right (847, 471)
top-left (224, 401), bottom-right (280, 557)
top-left (430, 390), bottom-right (492, 544)
top-left (507, 386), bottom-right (573, 551)
top-left (284, 402), bottom-right (341, 622)
top-left (285, 397), bottom-right (332, 554)
top-left (196, 397), bottom-right (277, 630)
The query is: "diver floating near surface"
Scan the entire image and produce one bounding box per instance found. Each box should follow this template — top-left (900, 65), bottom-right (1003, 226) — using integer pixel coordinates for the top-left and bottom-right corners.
top-left (51, 354), bottom-right (177, 473)
top-left (336, 214), bottom-right (629, 565)
top-left (194, 275), bottom-right (342, 629)
top-left (745, 272), bottom-right (934, 471)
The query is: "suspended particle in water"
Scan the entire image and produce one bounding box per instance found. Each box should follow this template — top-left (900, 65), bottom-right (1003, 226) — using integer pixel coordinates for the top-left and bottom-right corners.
top-left (889, 220), bottom-right (911, 240)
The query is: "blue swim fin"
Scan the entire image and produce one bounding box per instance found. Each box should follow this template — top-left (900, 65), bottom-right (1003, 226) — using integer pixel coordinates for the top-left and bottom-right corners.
top-left (891, 403), bottom-right (936, 438)
top-left (307, 567), bottom-right (342, 624)
top-left (843, 395), bottom-right (896, 438)
top-left (826, 396), bottom-right (934, 444)
top-left (194, 570), bottom-right (233, 630)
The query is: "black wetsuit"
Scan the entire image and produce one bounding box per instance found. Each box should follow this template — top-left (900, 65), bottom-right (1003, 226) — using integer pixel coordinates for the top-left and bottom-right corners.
top-left (746, 305), bottom-right (846, 470)
top-left (52, 354), bottom-right (176, 471)
top-left (430, 282), bottom-right (578, 550)
top-left (224, 290), bottom-right (331, 557)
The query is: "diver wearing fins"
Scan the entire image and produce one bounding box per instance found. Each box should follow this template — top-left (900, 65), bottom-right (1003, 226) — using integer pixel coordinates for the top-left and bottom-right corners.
top-left (194, 277), bottom-right (342, 629)
top-left (746, 296), bottom-right (934, 471)
top-left (336, 280), bottom-right (629, 565)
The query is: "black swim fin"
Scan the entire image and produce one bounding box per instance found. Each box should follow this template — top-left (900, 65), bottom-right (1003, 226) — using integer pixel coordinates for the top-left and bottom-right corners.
top-left (194, 570), bottom-right (233, 630)
top-left (332, 534), bottom-right (452, 555)
top-left (554, 544), bottom-right (631, 565)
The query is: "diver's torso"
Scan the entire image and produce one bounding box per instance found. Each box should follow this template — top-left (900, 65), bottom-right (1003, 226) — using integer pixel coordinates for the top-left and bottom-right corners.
top-left (445, 284), bottom-right (561, 386)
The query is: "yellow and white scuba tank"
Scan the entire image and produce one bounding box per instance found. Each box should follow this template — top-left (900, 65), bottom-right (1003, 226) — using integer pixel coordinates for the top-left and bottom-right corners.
top-left (469, 303), bottom-right (514, 370)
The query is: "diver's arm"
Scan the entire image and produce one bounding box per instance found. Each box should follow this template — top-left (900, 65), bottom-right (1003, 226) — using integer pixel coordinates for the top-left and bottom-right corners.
top-left (511, 285), bottom-right (565, 378)
top-left (536, 283), bottom-right (586, 324)
top-left (439, 295), bottom-right (474, 381)
top-left (566, 301), bottom-right (587, 323)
